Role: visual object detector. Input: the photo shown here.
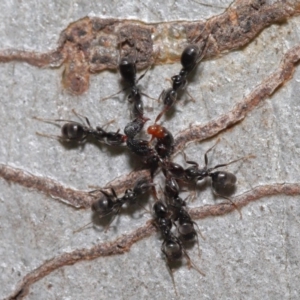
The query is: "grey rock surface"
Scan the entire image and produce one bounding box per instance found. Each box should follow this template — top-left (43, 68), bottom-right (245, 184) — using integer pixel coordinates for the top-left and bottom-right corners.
top-left (0, 1), bottom-right (300, 300)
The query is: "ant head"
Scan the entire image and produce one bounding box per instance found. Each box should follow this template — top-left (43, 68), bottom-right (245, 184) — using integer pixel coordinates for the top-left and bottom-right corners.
top-left (124, 117), bottom-right (149, 138)
top-left (185, 165), bottom-right (202, 181)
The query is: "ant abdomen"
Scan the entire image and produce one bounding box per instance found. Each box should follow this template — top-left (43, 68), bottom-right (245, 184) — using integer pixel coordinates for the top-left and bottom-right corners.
top-left (61, 123), bottom-right (85, 141)
top-left (91, 196), bottom-right (114, 215)
top-left (164, 162), bottom-right (185, 179)
top-left (178, 221), bottom-right (196, 242)
top-left (181, 44), bottom-right (199, 72)
top-left (163, 238), bottom-right (183, 261)
top-left (210, 171), bottom-right (237, 191)
top-left (119, 57), bottom-right (136, 86)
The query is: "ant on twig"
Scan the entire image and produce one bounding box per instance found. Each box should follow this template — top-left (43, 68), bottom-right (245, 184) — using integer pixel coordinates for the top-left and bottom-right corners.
top-left (102, 46), bottom-right (158, 119)
top-left (90, 179), bottom-right (154, 231)
top-left (74, 179), bottom-right (154, 234)
top-left (162, 140), bottom-right (255, 218)
top-left (155, 36), bottom-right (210, 122)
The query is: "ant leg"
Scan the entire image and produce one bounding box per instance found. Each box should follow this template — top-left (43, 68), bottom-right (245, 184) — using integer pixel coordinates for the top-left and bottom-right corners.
top-left (183, 249), bottom-right (205, 276)
top-left (102, 119), bottom-right (115, 128)
top-left (32, 116), bottom-right (62, 127)
top-left (35, 131), bottom-right (65, 142)
top-left (183, 151), bottom-right (199, 168)
top-left (88, 188), bottom-right (102, 195)
top-left (189, 186), bottom-right (197, 202)
top-left (184, 89), bottom-right (196, 103)
top-left (103, 207), bottom-right (121, 233)
top-left (194, 228), bottom-right (202, 257)
top-left (191, 220), bottom-right (205, 241)
top-left (140, 92), bottom-right (158, 102)
top-left (195, 34), bottom-right (210, 63)
top-left (111, 188), bottom-right (119, 201)
top-left (161, 246), bottom-right (179, 297)
top-left (204, 139), bottom-right (220, 166)
top-left (73, 221), bottom-right (93, 234)
top-left (154, 92), bottom-right (177, 123)
top-left (213, 190), bottom-right (242, 220)
top-left (136, 202), bottom-right (152, 215)
top-left (101, 87), bottom-right (128, 102)
top-left (135, 63), bottom-right (151, 83)
top-left (71, 109), bottom-right (92, 127)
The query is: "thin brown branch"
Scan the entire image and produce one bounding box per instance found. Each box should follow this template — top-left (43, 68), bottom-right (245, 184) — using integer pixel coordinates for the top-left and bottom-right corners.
top-left (6, 182), bottom-right (300, 300)
top-left (0, 164), bottom-right (151, 209)
top-left (0, 0), bottom-right (297, 94)
top-left (0, 164), bottom-right (93, 208)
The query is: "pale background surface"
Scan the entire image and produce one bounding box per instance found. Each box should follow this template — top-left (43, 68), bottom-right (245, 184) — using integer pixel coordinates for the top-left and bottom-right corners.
top-left (1, 1), bottom-right (300, 299)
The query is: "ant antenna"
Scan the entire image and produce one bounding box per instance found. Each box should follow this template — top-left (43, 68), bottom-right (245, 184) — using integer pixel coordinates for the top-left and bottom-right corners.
top-left (73, 221), bottom-right (94, 234)
top-left (207, 154), bottom-right (255, 173)
top-left (213, 192), bottom-right (243, 220)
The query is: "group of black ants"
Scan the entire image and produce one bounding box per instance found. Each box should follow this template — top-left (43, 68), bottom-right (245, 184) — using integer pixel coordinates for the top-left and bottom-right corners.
top-left (36, 37), bottom-right (249, 293)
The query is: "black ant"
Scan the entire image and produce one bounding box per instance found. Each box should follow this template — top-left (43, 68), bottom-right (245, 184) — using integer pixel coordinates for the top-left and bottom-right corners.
top-left (102, 51), bottom-right (156, 119)
top-left (162, 142), bottom-right (253, 218)
top-left (183, 142), bottom-right (242, 193)
top-left (155, 39), bottom-right (209, 123)
top-left (90, 179), bottom-right (153, 230)
top-left (33, 110), bottom-right (127, 146)
top-left (164, 176), bottom-right (203, 252)
top-left (153, 198), bottom-right (205, 297)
